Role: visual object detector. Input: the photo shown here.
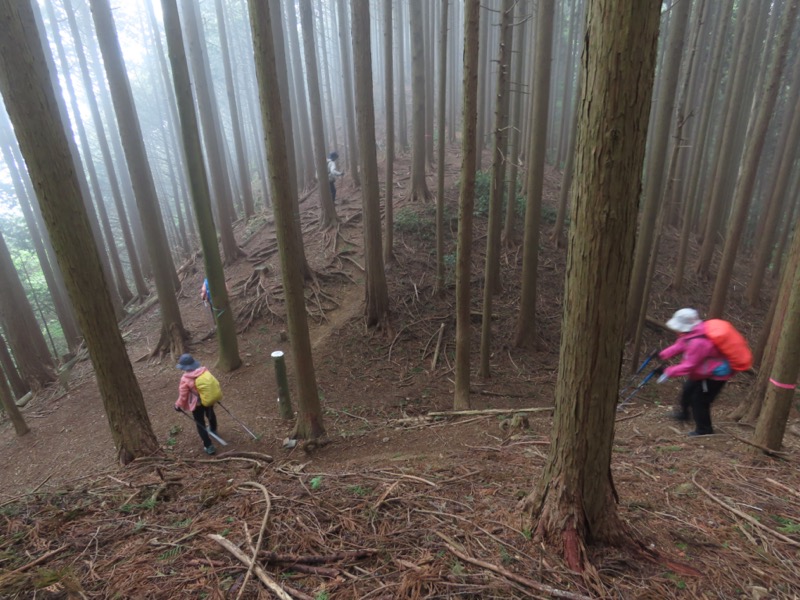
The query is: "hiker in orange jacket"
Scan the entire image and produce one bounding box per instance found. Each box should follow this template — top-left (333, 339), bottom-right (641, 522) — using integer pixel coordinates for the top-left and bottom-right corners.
top-left (655, 308), bottom-right (733, 436)
top-left (175, 353), bottom-right (218, 454)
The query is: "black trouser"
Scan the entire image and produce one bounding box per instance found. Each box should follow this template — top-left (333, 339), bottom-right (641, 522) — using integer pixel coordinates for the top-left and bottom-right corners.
top-left (678, 379), bottom-right (726, 434)
top-left (193, 404), bottom-right (218, 448)
top-left (329, 180), bottom-right (337, 203)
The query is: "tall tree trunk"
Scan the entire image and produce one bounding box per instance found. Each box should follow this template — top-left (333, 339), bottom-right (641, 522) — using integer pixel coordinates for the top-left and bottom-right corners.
top-left (269, 0), bottom-right (312, 280)
top-left (58, 0), bottom-right (148, 301)
top-left (753, 222), bottom-right (800, 451)
top-left (396, 0), bottom-right (409, 150)
top-left (680, 0), bottom-right (734, 250)
top-left (45, 0), bottom-right (135, 308)
top-left (384, 0), bottom-right (396, 264)
top-left (502, 0), bottom-right (528, 248)
top-left (351, 0), bottom-right (390, 328)
top-left (215, 0), bottom-right (255, 220)
top-left (180, 0), bottom-right (243, 265)
top-left (25, 0), bottom-right (126, 321)
top-left (0, 332), bottom-right (29, 399)
top-left (519, 0), bottom-right (660, 570)
top-left (745, 57), bottom-right (800, 305)
top-left (162, 0), bottom-right (241, 373)
top-left (283, 0), bottom-right (316, 187)
top-left (0, 0), bottom-right (160, 463)
top-left (0, 122), bottom-right (81, 353)
top-left (479, 0), bottom-right (513, 377)
top-left (89, 0), bottom-right (187, 357)
top-left (300, 0), bottom-right (338, 227)
top-left (249, 0), bottom-right (325, 440)
top-left (709, 0), bottom-right (799, 318)
top-left (453, 0), bottom-right (480, 410)
top-left (514, 0), bottom-right (555, 349)
top-left (434, 0), bottom-right (448, 291)
top-left (408, 0), bottom-right (431, 201)
top-left (317, 0), bottom-right (339, 154)
top-left (335, 0), bottom-right (361, 187)
top-left (0, 231), bottom-right (56, 391)
top-left (0, 341), bottom-right (29, 436)
top-left (625, 0), bottom-right (691, 336)
top-left (696, 1), bottom-right (761, 276)
top-left (474, 1), bottom-right (488, 172)
top-left (424, 0), bottom-right (435, 169)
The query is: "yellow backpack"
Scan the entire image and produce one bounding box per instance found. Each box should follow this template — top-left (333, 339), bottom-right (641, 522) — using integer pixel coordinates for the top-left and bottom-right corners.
top-left (195, 370), bottom-right (222, 407)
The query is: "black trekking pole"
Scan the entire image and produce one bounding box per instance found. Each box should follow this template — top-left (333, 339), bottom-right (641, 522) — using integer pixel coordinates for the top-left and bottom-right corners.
top-left (218, 402), bottom-right (258, 440)
top-left (179, 409), bottom-right (228, 446)
top-left (617, 364), bottom-right (664, 409)
top-left (620, 350), bottom-right (660, 396)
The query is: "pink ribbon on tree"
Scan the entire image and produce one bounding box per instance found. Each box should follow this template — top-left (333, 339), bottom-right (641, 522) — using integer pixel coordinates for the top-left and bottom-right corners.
top-left (769, 378), bottom-right (796, 390)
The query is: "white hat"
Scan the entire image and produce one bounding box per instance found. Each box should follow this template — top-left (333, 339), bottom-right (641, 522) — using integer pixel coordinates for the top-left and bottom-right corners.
top-left (666, 308), bottom-right (701, 333)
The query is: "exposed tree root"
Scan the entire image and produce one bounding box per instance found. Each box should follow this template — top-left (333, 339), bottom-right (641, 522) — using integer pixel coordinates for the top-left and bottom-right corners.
top-left (150, 322), bottom-right (187, 360)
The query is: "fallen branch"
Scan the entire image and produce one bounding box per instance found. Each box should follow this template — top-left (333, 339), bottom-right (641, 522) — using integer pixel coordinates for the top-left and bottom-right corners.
top-left (235, 482), bottom-right (272, 600)
top-left (260, 549), bottom-right (378, 565)
top-left (692, 473), bottom-right (800, 548)
top-left (372, 480), bottom-right (402, 511)
top-left (426, 407), bottom-right (554, 418)
top-left (715, 426), bottom-right (791, 459)
top-left (430, 323), bottom-right (445, 371)
top-left (766, 477), bottom-right (800, 500)
top-left (435, 533), bottom-right (592, 600)
top-left (0, 546), bottom-right (67, 585)
top-left (208, 534), bottom-right (293, 600)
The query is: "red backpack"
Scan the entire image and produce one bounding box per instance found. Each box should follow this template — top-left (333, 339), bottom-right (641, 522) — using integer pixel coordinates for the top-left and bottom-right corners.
top-left (703, 319), bottom-right (753, 371)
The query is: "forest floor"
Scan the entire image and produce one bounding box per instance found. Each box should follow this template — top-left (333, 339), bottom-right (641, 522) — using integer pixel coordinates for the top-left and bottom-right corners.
top-left (1, 148), bottom-right (799, 599)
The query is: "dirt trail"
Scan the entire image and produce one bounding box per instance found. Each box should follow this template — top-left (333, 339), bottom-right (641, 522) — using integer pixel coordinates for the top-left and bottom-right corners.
top-left (311, 283), bottom-right (363, 349)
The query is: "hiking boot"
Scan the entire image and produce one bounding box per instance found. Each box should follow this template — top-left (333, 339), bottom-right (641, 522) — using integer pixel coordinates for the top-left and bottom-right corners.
top-left (204, 445), bottom-right (216, 455)
top-left (687, 429), bottom-right (713, 437)
top-left (670, 410), bottom-right (690, 423)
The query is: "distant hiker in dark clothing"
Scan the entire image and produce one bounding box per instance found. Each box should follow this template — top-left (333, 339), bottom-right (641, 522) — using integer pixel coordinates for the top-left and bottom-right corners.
top-left (175, 354), bottom-right (218, 454)
top-left (327, 151), bottom-right (343, 203)
top-left (654, 308), bottom-right (732, 436)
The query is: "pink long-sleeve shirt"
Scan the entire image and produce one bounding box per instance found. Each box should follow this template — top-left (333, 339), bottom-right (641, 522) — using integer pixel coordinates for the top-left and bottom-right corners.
top-left (658, 322), bottom-right (731, 381)
top-left (175, 367), bottom-right (208, 412)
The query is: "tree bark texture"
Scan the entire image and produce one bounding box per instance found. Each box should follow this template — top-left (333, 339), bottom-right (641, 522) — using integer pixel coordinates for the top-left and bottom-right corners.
top-left (0, 120), bottom-right (81, 353)
top-left (335, 0), bottom-right (361, 187)
top-left (453, 0), bottom-right (480, 410)
top-left (215, 0), bottom-right (255, 219)
top-left (408, 0), bottom-right (431, 201)
top-left (0, 345), bottom-right (29, 436)
top-left (0, 0), bottom-right (160, 462)
top-left (249, 0), bottom-right (325, 440)
top-left (383, 0), bottom-right (395, 264)
top-left (0, 331), bottom-right (29, 399)
top-left (180, 0), bottom-right (243, 265)
top-left (90, 0), bottom-right (187, 357)
top-left (58, 0), bottom-right (148, 301)
top-left (753, 219), bottom-right (800, 451)
top-left (709, 0), bottom-right (799, 317)
top-left (479, 0), bottom-right (513, 377)
top-left (514, 0), bottom-right (555, 349)
top-left (520, 0), bottom-right (660, 570)
top-left (351, 0), bottom-right (390, 328)
top-left (435, 0), bottom-right (449, 291)
top-left (0, 230), bottom-right (56, 391)
top-left (300, 0), bottom-right (338, 228)
top-left (625, 0), bottom-right (691, 336)
top-left (162, 0), bottom-right (241, 372)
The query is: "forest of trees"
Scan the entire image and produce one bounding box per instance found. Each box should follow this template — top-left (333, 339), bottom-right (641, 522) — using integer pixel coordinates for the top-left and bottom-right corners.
top-left (1, 0), bottom-right (800, 570)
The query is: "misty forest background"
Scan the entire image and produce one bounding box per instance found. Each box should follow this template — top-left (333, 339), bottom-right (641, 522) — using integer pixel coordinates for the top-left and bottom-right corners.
top-left (1, 0), bottom-right (800, 592)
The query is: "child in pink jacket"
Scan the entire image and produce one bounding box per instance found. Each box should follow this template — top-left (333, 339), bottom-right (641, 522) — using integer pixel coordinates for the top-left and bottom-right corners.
top-left (656, 308), bottom-right (732, 436)
top-left (175, 354), bottom-right (218, 454)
